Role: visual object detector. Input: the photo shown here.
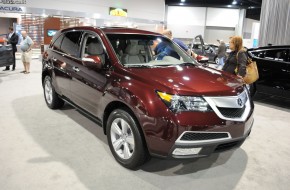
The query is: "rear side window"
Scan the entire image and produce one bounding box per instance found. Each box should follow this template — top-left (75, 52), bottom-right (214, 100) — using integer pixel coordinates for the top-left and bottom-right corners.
top-left (61, 31), bottom-right (83, 58)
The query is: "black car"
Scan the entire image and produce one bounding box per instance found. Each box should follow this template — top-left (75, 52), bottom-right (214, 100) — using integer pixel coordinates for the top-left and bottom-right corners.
top-left (0, 44), bottom-right (14, 68)
top-left (248, 45), bottom-right (290, 98)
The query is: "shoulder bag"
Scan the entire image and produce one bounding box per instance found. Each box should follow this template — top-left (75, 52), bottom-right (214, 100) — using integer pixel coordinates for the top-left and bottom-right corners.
top-left (236, 52), bottom-right (259, 84)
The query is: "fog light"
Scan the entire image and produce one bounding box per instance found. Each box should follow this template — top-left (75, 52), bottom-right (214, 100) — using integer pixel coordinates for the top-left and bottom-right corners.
top-left (172, 148), bottom-right (202, 156)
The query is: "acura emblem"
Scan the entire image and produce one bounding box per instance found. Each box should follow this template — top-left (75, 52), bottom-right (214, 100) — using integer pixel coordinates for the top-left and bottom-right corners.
top-left (237, 98), bottom-right (243, 107)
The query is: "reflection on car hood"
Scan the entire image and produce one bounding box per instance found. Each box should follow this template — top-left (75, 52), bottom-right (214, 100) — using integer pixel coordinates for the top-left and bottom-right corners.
top-left (127, 65), bottom-right (243, 96)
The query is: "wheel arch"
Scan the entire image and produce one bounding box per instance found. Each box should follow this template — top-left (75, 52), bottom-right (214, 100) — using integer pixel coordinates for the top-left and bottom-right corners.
top-left (42, 69), bottom-right (51, 87)
top-left (102, 100), bottom-right (150, 153)
top-left (103, 101), bottom-right (138, 135)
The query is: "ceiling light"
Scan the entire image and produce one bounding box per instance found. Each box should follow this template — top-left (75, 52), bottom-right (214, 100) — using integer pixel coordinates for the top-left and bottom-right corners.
top-left (232, 0), bottom-right (237, 5)
top-left (181, 0), bottom-right (185, 2)
top-left (227, 5), bottom-right (232, 7)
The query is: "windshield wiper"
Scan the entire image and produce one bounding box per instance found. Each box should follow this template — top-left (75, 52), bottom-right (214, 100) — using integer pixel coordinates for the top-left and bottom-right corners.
top-left (178, 62), bottom-right (195, 66)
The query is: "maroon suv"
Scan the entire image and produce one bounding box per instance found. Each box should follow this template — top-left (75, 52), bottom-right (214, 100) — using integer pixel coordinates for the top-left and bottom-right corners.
top-left (42, 26), bottom-right (254, 169)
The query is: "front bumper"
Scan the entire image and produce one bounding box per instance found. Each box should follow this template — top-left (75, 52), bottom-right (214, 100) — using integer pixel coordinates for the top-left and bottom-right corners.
top-left (169, 118), bottom-right (254, 159)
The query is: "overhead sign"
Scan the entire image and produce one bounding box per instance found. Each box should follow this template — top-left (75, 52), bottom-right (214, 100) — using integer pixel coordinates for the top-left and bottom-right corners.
top-left (0, 0), bottom-right (26, 4)
top-left (109, 7), bottom-right (127, 17)
top-left (0, 6), bottom-right (23, 11)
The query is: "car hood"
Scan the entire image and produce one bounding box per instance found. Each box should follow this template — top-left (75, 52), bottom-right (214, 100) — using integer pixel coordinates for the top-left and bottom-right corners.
top-left (126, 65), bottom-right (244, 96)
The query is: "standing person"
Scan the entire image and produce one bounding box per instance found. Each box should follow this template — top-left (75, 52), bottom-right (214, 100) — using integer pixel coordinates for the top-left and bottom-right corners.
top-left (155, 29), bottom-right (197, 60)
top-left (20, 31), bottom-right (34, 74)
top-left (216, 40), bottom-right (226, 70)
top-left (3, 27), bottom-right (19, 71)
top-left (222, 36), bottom-right (247, 78)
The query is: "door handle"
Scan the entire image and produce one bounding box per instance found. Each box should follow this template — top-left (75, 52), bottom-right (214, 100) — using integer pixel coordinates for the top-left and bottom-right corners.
top-left (73, 66), bottom-right (80, 72)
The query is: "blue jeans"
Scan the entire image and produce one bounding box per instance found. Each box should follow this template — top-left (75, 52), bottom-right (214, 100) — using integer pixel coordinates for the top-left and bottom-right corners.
top-left (216, 57), bottom-right (225, 69)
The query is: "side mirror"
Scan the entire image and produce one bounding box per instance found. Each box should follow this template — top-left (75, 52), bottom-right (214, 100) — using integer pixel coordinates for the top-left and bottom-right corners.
top-left (196, 55), bottom-right (209, 64)
top-left (82, 56), bottom-right (102, 70)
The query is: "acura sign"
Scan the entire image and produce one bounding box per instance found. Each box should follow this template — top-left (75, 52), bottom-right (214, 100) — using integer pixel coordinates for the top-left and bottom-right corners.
top-left (0, 6), bottom-right (23, 11)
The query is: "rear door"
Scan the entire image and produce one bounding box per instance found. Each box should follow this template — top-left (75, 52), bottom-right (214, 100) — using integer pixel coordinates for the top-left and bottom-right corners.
top-left (0, 44), bottom-right (14, 67)
top-left (49, 33), bottom-right (71, 97)
top-left (57, 31), bottom-right (84, 100)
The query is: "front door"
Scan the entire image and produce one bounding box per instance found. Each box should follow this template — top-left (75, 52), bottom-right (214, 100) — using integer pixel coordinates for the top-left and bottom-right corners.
top-left (70, 32), bottom-right (109, 116)
top-left (252, 48), bottom-right (289, 97)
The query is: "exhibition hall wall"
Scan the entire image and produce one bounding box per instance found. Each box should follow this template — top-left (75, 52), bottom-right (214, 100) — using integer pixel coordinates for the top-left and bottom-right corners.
top-left (22, 0), bottom-right (165, 21)
top-left (0, 0), bottom-right (165, 34)
top-left (167, 6), bottom-right (244, 44)
top-left (0, 18), bottom-right (16, 34)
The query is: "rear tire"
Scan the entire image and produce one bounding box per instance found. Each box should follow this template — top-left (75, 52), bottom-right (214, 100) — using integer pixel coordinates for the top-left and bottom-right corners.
top-left (106, 108), bottom-right (149, 169)
top-left (43, 75), bottom-right (64, 109)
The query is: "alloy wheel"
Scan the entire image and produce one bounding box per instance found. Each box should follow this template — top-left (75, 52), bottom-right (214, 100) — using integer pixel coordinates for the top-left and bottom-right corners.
top-left (44, 79), bottom-right (53, 105)
top-left (110, 118), bottom-right (135, 160)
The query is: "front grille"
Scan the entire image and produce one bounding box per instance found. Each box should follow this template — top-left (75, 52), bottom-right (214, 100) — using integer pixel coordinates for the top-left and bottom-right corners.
top-left (215, 140), bottom-right (241, 152)
top-left (180, 132), bottom-right (229, 141)
top-left (217, 106), bottom-right (246, 118)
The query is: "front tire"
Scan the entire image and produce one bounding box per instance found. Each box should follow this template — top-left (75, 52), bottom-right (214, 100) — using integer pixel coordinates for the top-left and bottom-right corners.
top-left (106, 108), bottom-right (149, 169)
top-left (43, 75), bottom-right (64, 109)
top-left (214, 56), bottom-right (219, 64)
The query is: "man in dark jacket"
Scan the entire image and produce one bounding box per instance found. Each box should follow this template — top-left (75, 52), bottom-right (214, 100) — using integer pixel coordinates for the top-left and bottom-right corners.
top-left (3, 27), bottom-right (19, 71)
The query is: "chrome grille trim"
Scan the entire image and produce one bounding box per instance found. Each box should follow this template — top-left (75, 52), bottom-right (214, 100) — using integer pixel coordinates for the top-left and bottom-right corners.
top-left (204, 90), bottom-right (251, 121)
top-left (175, 131), bottom-right (232, 145)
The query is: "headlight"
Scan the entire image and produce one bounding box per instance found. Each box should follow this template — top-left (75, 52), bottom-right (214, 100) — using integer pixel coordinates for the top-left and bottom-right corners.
top-left (157, 91), bottom-right (212, 113)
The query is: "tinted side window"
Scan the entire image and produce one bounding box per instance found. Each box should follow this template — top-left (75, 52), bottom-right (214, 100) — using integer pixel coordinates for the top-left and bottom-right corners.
top-left (82, 34), bottom-right (106, 65)
top-left (265, 49), bottom-right (288, 61)
top-left (51, 34), bottom-right (64, 52)
top-left (251, 50), bottom-right (266, 58)
top-left (61, 31), bottom-right (82, 57)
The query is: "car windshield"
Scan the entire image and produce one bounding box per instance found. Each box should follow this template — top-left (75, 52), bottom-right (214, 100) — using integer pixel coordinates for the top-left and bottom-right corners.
top-left (106, 34), bottom-right (197, 67)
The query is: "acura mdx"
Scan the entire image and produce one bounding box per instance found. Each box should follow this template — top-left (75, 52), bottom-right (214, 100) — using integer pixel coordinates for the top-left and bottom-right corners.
top-left (42, 27), bottom-right (254, 169)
